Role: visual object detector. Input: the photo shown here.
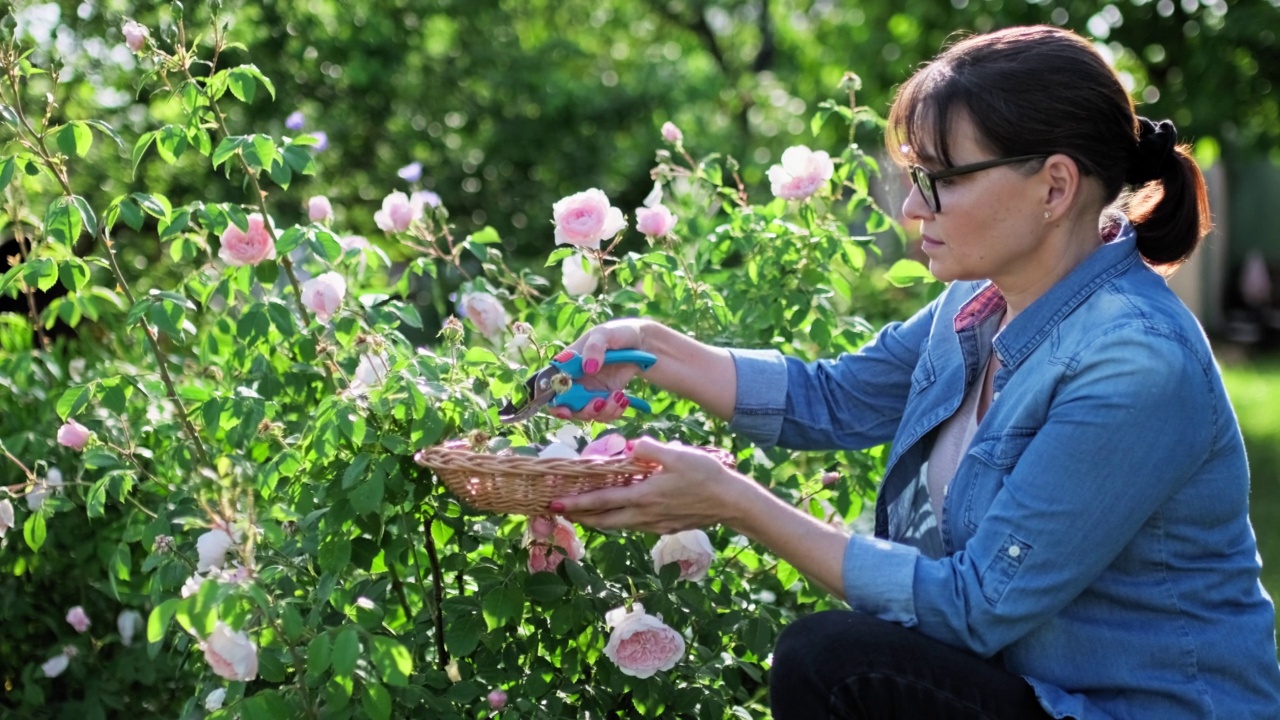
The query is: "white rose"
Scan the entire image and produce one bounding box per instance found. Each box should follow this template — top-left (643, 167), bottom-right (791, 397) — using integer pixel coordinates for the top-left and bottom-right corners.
top-left (561, 255), bottom-right (599, 297)
top-left (117, 610), bottom-right (142, 646)
top-left (458, 292), bottom-right (508, 338)
top-left (41, 652), bottom-right (71, 678)
top-left (205, 688), bottom-right (227, 711)
top-left (196, 528), bottom-right (235, 572)
top-left (201, 622), bottom-right (258, 681)
top-left (0, 499), bottom-right (13, 538)
top-left (651, 529), bottom-right (716, 582)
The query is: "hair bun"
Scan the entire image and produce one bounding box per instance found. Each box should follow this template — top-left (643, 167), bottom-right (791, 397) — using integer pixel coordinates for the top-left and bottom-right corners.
top-left (1126, 117), bottom-right (1177, 185)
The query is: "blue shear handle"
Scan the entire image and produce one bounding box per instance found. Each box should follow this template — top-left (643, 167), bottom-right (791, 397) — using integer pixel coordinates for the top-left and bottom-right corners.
top-left (551, 385), bottom-right (653, 413)
top-left (549, 349), bottom-right (657, 377)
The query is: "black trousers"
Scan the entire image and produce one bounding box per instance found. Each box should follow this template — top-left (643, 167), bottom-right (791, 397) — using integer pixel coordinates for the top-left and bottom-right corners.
top-left (770, 611), bottom-right (1056, 720)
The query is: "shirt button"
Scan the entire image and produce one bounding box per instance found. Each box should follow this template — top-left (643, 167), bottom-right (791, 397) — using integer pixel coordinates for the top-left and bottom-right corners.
top-left (1007, 545), bottom-right (1021, 558)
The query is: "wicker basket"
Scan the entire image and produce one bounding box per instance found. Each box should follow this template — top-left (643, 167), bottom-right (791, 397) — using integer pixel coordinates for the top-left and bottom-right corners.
top-left (414, 439), bottom-right (736, 515)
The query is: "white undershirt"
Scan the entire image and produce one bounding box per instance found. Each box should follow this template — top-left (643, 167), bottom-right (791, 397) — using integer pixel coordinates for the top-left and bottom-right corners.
top-left (925, 369), bottom-right (985, 523)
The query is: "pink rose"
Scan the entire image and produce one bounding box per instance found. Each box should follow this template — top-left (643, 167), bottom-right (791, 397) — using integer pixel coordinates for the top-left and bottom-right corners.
top-left (218, 214), bottom-right (276, 266)
top-left (581, 433), bottom-right (627, 458)
top-left (457, 291), bottom-right (508, 338)
top-left (527, 516), bottom-right (585, 574)
top-left (650, 530), bottom-right (716, 582)
top-left (301, 271), bottom-right (346, 322)
top-left (66, 606), bottom-right (91, 633)
top-left (822, 471), bottom-right (840, 486)
top-left (308, 195), bottom-right (333, 223)
top-left (202, 622), bottom-right (258, 681)
top-left (57, 419), bottom-right (91, 450)
top-left (602, 603), bottom-right (685, 678)
top-left (0, 499), bottom-right (13, 538)
top-left (561, 254), bottom-right (598, 297)
top-left (374, 191), bottom-right (416, 233)
top-left (635, 204), bottom-right (678, 238)
top-left (552, 189), bottom-right (627, 249)
top-left (661, 121), bottom-right (683, 145)
top-left (122, 20), bottom-right (148, 53)
top-left (767, 145), bottom-right (834, 201)
top-left (196, 527), bottom-right (235, 572)
top-left (487, 689), bottom-right (508, 710)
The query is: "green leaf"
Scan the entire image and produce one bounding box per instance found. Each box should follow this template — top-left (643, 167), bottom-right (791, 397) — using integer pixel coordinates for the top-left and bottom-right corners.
top-left (211, 136), bottom-right (245, 170)
top-left (86, 478), bottom-right (109, 517)
top-left (444, 612), bottom-right (485, 656)
top-left (349, 473), bottom-right (384, 516)
top-left (523, 572), bottom-right (569, 603)
top-left (481, 583), bottom-right (524, 629)
top-left (281, 605), bottom-right (303, 643)
top-left (44, 197), bottom-right (82, 246)
top-left (55, 385), bottom-right (91, 419)
top-left (23, 511), bottom-right (46, 552)
top-left (70, 196), bottom-right (97, 239)
top-left (24, 257), bottom-right (58, 292)
top-left (368, 636), bottom-right (413, 688)
top-left (131, 130), bottom-right (156, 178)
top-left (83, 119), bottom-right (124, 149)
top-left (884, 258), bottom-right (936, 288)
top-left (146, 598), bottom-right (181, 643)
top-left (228, 64), bottom-right (275, 103)
top-left (0, 156), bottom-right (16, 193)
top-left (331, 625), bottom-right (360, 677)
top-left (318, 533), bottom-right (352, 575)
top-left (361, 682), bottom-right (392, 720)
top-left (131, 192), bottom-right (172, 221)
top-left (155, 125), bottom-right (188, 163)
top-left (55, 122), bottom-right (93, 158)
top-left (470, 226), bottom-right (501, 244)
top-left (276, 226), bottom-right (304, 254)
top-left (58, 259), bottom-right (91, 293)
top-left (307, 633), bottom-right (332, 676)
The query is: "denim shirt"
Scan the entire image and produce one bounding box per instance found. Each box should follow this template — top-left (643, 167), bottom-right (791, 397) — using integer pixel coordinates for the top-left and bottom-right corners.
top-left (729, 221), bottom-right (1280, 719)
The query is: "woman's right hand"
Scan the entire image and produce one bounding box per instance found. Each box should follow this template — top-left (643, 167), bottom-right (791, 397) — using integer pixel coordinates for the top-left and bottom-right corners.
top-left (551, 318), bottom-right (659, 422)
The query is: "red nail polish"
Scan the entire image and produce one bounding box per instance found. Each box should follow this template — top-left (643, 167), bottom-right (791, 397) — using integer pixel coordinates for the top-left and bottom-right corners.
top-left (613, 391), bottom-right (626, 402)
top-left (592, 398), bottom-right (607, 412)
top-left (584, 358), bottom-right (600, 374)
top-left (549, 501), bottom-right (566, 512)
top-left (620, 397), bottom-right (629, 409)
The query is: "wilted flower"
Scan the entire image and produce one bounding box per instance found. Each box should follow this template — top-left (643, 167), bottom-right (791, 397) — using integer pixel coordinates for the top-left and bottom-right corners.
top-left (117, 610), bottom-right (142, 646)
top-left (374, 191), bottom-right (416, 233)
top-left (122, 20), bottom-right (148, 53)
top-left (308, 195), bottom-right (334, 223)
top-left (66, 606), bottom-right (91, 633)
top-left (153, 534), bottom-right (174, 554)
top-left (767, 145), bottom-right (834, 201)
top-left (552, 189), bottom-right (626, 249)
top-left (651, 530), bottom-right (716, 582)
top-left (57, 419), bottom-right (91, 450)
top-left (285, 111), bottom-right (306, 131)
top-left (0, 499), bottom-right (13, 538)
top-left (438, 315), bottom-right (465, 344)
top-left (41, 652), bottom-right (71, 678)
top-left (635, 204), bottom-right (678, 239)
top-left (397, 162), bottom-right (423, 183)
top-left (218, 214), bottom-right (276, 267)
top-left (561, 254), bottom-right (599, 297)
top-left (300, 272), bottom-right (347, 323)
top-left (457, 292), bottom-right (508, 338)
top-left (201, 622), bottom-right (258, 682)
top-left (196, 527), bottom-right (236, 572)
top-left (661, 122), bottom-right (683, 145)
top-left (205, 688), bottom-right (226, 712)
top-left (488, 689), bottom-right (508, 710)
top-left (602, 603), bottom-right (685, 678)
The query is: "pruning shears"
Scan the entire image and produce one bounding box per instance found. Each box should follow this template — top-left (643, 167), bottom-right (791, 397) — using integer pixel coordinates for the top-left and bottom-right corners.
top-left (497, 349), bottom-right (657, 424)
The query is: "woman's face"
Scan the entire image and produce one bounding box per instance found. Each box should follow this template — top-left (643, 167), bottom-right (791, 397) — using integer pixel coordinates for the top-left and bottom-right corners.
top-left (902, 114), bottom-right (1049, 287)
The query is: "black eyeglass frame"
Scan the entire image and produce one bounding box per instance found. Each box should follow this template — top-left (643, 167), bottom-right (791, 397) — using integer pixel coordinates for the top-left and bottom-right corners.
top-left (909, 154), bottom-right (1048, 212)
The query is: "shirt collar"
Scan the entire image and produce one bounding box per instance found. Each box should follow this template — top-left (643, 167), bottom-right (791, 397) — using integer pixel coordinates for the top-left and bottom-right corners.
top-left (953, 216), bottom-right (1140, 367)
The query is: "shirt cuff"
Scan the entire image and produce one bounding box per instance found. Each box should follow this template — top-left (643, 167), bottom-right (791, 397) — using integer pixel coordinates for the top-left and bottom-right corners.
top-left (726, 348), bottom-right (789, 448)
top-left (842, 535), bottom-right (920, 626)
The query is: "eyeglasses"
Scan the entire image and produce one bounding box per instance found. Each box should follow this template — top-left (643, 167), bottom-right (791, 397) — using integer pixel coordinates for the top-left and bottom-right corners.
top-left (909, 155), bottom-right (1048, 213)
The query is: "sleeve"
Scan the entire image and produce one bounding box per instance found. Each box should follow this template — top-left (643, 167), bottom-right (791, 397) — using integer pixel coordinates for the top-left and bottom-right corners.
top-left (840, 328), bottom-right (1216, 657)
top-left (727, 294), bottom-right (941, 451)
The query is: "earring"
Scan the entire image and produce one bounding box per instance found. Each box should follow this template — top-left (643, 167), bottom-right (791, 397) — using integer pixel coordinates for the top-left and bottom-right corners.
top-left (1043, 210), bottom-right (1051, 219)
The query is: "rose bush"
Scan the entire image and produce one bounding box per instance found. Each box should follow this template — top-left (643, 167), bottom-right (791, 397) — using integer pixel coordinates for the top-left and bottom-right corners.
top-left (0, 9), bottom-right (935, 719)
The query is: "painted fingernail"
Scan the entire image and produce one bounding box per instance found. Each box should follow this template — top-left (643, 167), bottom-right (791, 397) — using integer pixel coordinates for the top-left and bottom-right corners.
top-left (549, 501), bottom-right (566, 512)
top-left (555, 408), bottom-right (573, 419)
top-left (613, 391), bottom-right (626, 403)
top-left (584, 358), bottom-right (600, 374)
top-left (592, 398), bottom-right (607, 412)
top-left (619, 397), bottom-right (630, 409)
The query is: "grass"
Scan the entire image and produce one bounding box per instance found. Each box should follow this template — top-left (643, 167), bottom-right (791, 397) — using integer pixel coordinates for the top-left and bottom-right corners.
top-left (1218, 350), bottom-right (1280, 637)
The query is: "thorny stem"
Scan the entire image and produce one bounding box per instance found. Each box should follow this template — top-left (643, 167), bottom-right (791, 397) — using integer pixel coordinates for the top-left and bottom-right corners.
top-left (0, 441), bottom-right (36, 482)
top-left (422, 513), bottom-right (450, 669)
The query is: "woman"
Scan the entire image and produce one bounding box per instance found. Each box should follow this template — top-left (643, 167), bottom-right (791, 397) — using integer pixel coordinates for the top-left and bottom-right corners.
top-left (548, 25), bottom-right (1280, 719)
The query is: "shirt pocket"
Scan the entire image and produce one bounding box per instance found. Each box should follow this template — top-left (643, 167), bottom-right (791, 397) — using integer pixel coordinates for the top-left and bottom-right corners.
top-left (908, 349), bottom-right (936, 398)
top-left (961, 429), bottom-right (1037, 533)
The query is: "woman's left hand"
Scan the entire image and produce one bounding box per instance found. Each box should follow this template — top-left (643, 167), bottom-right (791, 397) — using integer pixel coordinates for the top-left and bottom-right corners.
top-left (550, 437), bottom-right (748, 535)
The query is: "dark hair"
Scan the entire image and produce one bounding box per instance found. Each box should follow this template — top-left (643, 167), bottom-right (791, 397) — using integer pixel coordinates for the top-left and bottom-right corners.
top-left (886, 25), bottom-right (1210, 266)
